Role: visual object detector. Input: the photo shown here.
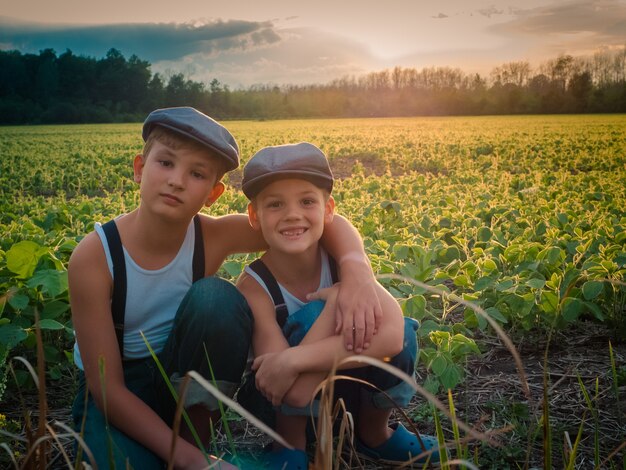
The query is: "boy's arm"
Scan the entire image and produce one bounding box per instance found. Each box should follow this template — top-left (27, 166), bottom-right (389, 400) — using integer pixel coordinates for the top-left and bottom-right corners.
top-left (205, 213), bottom-right (382, 356)
top-left (236, 272), bottom-right (299, 405)
top-left (69, 233), bottom-right (221, 470)
top-left (236, 272), bottom-right (290, 356)
top-left (253, 281), bottom-right (404, 408)
top-left (204, 212), bottom-right (381, 357)
top-left (204, 213), bottom-right (267, 261)
top-left (320, 214), bottom-right (383, 353)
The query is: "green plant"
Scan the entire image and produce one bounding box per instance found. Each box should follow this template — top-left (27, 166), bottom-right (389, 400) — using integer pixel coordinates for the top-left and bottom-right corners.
top-left (420, 331), bottom-right (480, 393)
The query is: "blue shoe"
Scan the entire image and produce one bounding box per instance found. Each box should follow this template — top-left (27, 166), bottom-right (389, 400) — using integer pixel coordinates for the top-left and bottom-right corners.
top-left (263, 447), bottom-right (308, 470)
top-left (355, 422), bottom-right (442, 466)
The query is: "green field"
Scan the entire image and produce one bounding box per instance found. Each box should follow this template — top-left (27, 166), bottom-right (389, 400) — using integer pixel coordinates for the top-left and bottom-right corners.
top-left (1, 115), bottom-right (625, 467)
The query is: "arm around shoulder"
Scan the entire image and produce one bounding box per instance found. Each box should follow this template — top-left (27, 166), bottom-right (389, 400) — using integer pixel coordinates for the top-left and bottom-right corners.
top-left (279, 281), bottom-right (403, 408)
top-left (287, 281), bottom-right (403, 374)
top-left (203, 213), bottom-right (267, 260)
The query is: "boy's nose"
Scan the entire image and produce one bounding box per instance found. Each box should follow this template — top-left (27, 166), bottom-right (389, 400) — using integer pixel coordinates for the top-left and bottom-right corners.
top-left (168, 171), bottom-right (185, 189)
top-left (284, 206), bottom-right (302, 220)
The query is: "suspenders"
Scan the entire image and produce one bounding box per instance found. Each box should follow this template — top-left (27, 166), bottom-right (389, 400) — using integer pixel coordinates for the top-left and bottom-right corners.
top-left (100, 214), bottom-right (205, 358)
top-left (101, 220), bottom-right (127, 356)
top-left (247, 255), bottom-right (339, 328)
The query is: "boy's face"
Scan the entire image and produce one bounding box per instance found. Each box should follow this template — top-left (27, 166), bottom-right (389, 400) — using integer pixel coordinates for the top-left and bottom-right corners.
top-left (248, 178), bottom-right (335, 255)
top-left (134, 140), bottom-right (225, 222)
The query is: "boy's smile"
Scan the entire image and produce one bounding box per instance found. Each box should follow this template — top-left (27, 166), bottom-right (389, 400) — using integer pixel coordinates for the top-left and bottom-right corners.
top-left (249, 178), bottom-right (334, 255)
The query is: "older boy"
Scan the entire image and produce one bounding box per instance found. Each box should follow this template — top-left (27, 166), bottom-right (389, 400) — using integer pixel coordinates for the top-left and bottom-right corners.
top-left (236, 142), bottom-right (441, 469)
top-left (69, 107), bottom-right (384, 469)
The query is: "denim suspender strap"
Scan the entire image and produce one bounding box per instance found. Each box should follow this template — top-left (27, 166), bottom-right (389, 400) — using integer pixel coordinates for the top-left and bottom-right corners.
top-left (101, 220), bottom-right (126, 356)
top-left (192, 214), bottom-right (204, 282)
top-left (248, 259), bottom-right (289, 328)
top-left (101, 216), bottom-right (205, 358)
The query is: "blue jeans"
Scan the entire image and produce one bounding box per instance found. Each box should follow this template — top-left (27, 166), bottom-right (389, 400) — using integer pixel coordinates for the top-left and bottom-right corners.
top-left (238, 301), bottom-right (419, 423)
top-left (72, 277), bottom-right (253, 469)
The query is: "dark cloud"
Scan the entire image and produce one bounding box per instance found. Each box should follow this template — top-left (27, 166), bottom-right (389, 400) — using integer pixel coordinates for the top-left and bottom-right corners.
top-left (491, 0), bottom-right (626, 45)
top-left (432, 13), bottom-right (449, 19)
top-left (0, 17), bottom-right (281, 61)
top-left (477, 6), bottom-right (505, 18)
top-left (152, 27), bottom-right (379, 88)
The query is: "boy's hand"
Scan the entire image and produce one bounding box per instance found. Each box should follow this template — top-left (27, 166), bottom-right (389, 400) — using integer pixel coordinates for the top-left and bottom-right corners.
top-left (308, 267), bottom-right (382, 353)
top-left (338, 274), bottom-right (381, 353)
top-left (252, 351), bottom-right (299, 406)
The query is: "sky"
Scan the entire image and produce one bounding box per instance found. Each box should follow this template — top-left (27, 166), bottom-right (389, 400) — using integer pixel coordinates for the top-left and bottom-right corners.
top-left (1, 0), bottom-right (625, 88)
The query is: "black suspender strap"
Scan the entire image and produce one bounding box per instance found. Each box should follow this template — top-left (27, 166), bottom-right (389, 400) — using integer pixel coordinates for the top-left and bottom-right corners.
top-left (101, 220), bottom-right (126, 357)
top-left (192, 214), bottom-right (205, 282)
top-left (248, 259), bottom-right (289, 328)
top-left (101, 216), bottom-right (206, 359)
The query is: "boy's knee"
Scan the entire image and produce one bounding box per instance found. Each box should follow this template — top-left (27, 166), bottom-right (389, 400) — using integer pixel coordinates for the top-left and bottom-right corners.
top-left (180, 277), bottom-right (252, 328)
top-left (188, 276), bottom-right (246, 306)
top-left (283, 388), bottom-right (314, 409)
top-left (397, 317), bottom-right (419, 368)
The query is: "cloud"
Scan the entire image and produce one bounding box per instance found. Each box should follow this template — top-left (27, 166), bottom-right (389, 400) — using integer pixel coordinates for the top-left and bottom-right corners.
top-left (477, 6), bottom-right (505, 18)
top-left (0, 16), bottom-right (281, 61)
top-left (0, 16), bottom-right (381, 87)
top-left (152, 27), bottom-right (380, 88)
top-left (432, 13), bottom-right (449, 19)
top-left (491, 0), bottom-right (626, 47)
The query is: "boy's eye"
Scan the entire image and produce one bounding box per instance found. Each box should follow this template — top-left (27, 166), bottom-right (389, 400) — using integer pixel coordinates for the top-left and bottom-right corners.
top-left (192, 171), bottom-right (205, 179)
top-left (267, 200), bottom-right (282, 208)
top-left (302, 198), bottom-right (316, 206)
top-left (158, 160), bottom-right (173, 167)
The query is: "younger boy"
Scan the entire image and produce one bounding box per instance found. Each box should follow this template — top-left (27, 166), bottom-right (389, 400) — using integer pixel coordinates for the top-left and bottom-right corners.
top-left (69, 108), bottom-right (386, 469)
top-left (236, 142), bottom-right (441, 468)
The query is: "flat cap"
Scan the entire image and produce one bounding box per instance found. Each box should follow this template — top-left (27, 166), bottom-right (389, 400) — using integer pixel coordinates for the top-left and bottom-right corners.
top-left (242, 142), bottom-right (333, 199)
top-left (143, 107), bottom-right (239, 171)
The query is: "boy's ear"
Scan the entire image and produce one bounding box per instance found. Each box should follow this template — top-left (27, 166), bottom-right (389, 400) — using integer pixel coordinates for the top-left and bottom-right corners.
top-left (324, 196), bottom-right (335, 224)
top-left (204, 181), bottom-right (225, 207)
top-left (133, 154), bottom-right (145, 183)
top-left (247, 202), bottom-right (261, 230)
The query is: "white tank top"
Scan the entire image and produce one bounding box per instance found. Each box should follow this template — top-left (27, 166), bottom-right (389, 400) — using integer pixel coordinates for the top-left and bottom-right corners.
top-left (244, 249), bottom-right (335, 316)
top-left (73, 219), bottom-right (196, 369)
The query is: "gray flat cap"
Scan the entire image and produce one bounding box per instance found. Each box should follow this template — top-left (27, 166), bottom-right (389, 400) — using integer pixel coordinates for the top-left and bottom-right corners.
top-left (242, 142), bottom-right (333, 199)
top-left (143, 107), bottom-right (239, 171)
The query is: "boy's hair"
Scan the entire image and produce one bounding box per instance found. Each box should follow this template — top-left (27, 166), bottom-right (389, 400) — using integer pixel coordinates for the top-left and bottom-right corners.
top-left (242, 142), bottom-right (334, 199)
top-left (143, 126), bottom-right (228, 180)
top-left (142, 107), bottom-right (239, 180)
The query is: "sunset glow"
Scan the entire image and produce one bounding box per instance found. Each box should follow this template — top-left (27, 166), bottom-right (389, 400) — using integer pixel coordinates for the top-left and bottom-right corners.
top-left (1, 0), bottom-right (625, 87)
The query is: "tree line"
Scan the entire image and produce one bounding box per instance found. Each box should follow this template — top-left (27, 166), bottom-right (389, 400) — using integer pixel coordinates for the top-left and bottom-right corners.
top-left (0, 46), bottom-right (625, 124)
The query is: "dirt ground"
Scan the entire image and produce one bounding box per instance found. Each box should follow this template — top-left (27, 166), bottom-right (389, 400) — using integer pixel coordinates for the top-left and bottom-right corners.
top-left (437, 322), bottom-right (626, 468)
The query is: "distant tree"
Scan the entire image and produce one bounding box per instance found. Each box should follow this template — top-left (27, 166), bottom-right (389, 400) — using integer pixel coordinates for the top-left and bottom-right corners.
top-left (57, 49), bottom-right (97, 103)
top-left (0, 50), bottom-right (31, 97)
top-left (35, 48), bottom-right (59, 106)
top-left (125, 55), bottom-right (152, 110)
top-left (568, 71), bottom-right (593, 112)
top-left (491, 61), bottom-right (531, 87)
top-left (97, 48), bottom-right (128, 109)
top-left (1, 45), bottom-right (626, 124)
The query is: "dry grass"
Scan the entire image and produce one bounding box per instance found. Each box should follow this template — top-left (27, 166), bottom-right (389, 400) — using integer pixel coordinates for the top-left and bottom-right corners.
top-left (2, 321), bottom-right (625, 469)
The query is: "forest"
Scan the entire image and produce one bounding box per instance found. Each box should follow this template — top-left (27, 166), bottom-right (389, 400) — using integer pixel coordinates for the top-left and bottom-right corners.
top-left (0, 46), bottom-right (625, 124)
